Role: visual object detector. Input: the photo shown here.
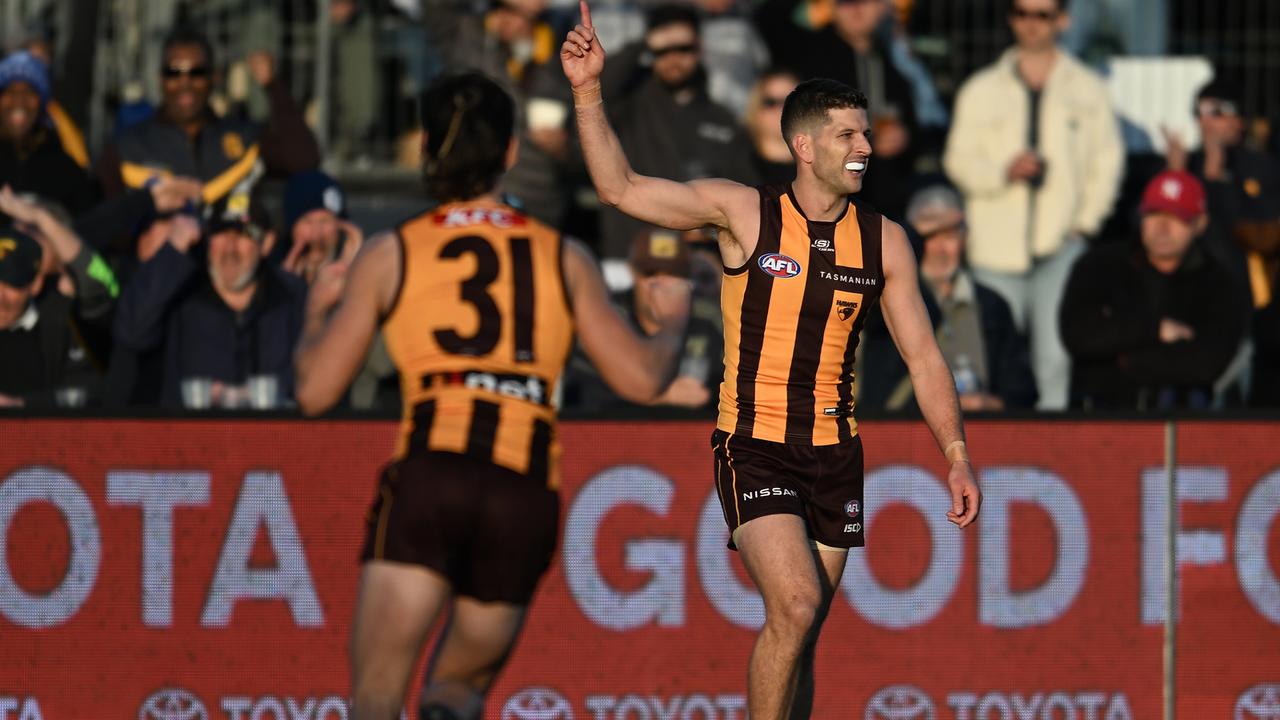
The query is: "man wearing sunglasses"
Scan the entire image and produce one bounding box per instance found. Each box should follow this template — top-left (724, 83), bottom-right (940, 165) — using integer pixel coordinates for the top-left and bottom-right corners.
top-left (97, 27), bottom-right (320, 206)
top-left (595, 3), bottom-right (757, 258)
top-left (943, 0), bottom-right (1123, 411)
top-left (1167, 79), bottom-right (1280, 304)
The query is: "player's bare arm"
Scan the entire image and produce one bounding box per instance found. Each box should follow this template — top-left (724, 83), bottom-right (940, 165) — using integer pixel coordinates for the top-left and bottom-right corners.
top-left (294, 231), bottom-right (398, 416)
top-left (561, 0), bottom-right (760, 267)
top-left (563, 237), bottom-right (690, 402)
top-left (878, 218), bottom-right (981, 527)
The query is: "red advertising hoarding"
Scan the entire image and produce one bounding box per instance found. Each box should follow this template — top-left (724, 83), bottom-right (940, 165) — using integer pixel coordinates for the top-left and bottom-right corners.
top-left (1, 419), bottom-right (1277, 719)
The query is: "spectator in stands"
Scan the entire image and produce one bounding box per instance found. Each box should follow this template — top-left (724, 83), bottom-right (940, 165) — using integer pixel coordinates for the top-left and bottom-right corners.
top-left (279, 170), bottom-right (362, 285)
top-left (1060, 171), bottom-right (1248, 410)
top-left (275, 170), bottom-right (399, 412)
top-left (565, 226), bottom-right (723, 411)
top-left (597, 4), bottom-right (757, 257)
top-left (112, 183), bottom-right (306, 409)
top-left (943, 0), bottom-right (1123, 410)
top-left (860, 185), bottom-right (1037, 412)
top-left (1166, 78), bottom-right (1280, 307)
top-left (0, 50), bottom-right (95, 216)
top-left (97, 27), bottom-right (320, 203)
top-left (745, 68), bottom-right (800, 186)
top-left (756, 0), bottom-right (923, 219)
top-left (18, 38), bottom-right (90, 171)
top-left (0, 188), bottom-right (119, 407)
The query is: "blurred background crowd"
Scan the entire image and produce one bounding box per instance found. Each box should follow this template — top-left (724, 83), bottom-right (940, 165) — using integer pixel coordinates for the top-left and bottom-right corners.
top-left (1, 0), bottom-right (1279, 415)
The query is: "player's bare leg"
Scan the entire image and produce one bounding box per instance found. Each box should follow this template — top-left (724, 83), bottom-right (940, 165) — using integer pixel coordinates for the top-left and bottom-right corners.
top-left (418, 597), bottom-right (528, 720)
top-left (735, 514), bottom-right (827, 720)
top-left (350, 561), bottom-right (452, 720)
top-left (789, 546), bottom-right (848, 720)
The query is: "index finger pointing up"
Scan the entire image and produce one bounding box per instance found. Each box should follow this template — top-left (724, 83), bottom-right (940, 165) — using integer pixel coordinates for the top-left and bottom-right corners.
top-left (580, 0), bottom-right (593, 28)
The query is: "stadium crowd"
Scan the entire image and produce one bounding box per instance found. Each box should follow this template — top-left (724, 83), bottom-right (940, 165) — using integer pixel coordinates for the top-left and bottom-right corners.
top-left (1, 0), bottom-right (1277, 413)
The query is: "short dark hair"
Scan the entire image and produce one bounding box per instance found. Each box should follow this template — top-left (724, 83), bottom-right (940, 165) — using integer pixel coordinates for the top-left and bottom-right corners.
top-left (420, 72), bottom-right (516, 203)
top-left (1196, 77), bottom-right (1242, 106)
top-left (646, 4), bottom-right (701, 35)
top-left (161, 26), bottom-right (215, 67)
top-left (780, 78), bottom-right (868, 149)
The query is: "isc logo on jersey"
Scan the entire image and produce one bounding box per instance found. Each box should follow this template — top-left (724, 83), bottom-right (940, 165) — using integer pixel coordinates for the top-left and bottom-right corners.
top-left (758, 253), bottom-right (802, 278)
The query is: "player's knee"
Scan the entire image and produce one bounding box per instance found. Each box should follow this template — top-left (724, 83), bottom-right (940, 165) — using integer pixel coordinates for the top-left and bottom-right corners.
top-left (767, 589), bottom-right (822, 638)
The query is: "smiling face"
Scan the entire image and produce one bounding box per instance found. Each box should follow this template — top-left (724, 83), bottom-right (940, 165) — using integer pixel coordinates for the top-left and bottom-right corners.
top-left (0, 81), bottom-right (40, 141)
top-left (160, 43), bottom-right (212, 126)
top-left (800, 106), bottom-right (874, 195)
top-left (208, 228), bottom-right (269, 294)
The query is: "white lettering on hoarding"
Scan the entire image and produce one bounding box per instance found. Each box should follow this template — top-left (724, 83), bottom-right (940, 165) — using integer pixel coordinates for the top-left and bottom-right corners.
top-left (0, 467), bottom-right (99, 629)
top-left (563, 466), bottom-right (685, 630)
top-left (979, 467), bottom-right (1088, 628)
top-left (201, 472), bottom-right (323, 627)
top-left (842, 465), bottom-right (962, 629)
top-left (106, 471), bottom-right (211, 627)
top-left (1140, 467), bottom-right (1228, 624)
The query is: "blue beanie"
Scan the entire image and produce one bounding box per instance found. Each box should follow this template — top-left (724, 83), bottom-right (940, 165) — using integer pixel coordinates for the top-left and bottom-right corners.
top-left (283, 171), bottom-right (347, 232)
top-left (0, 51), bottom-right (51, 107)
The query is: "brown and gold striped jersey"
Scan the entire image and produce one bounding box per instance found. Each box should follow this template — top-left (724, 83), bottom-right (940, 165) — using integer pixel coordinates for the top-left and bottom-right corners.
top-left (719, 185), bottom-right (884, 445)
top-left (383, 200), bottom-right (574, 487)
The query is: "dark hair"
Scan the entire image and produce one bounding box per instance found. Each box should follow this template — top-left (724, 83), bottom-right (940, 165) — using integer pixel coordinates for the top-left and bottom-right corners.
top-left (1196, 77), bottom-right (1242, 106)
top-left (646, 3), bottom-right (701, 35)
top-left (420, 72), bottom-right (516, 202)
top-left (161, 26), bottom-right (215, 67)
top-left (780, 78), bottom-right (868, 148)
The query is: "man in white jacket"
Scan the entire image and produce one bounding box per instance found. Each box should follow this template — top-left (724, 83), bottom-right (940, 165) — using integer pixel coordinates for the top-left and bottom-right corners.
top-left (943, 0), bottom-right (1123, 410)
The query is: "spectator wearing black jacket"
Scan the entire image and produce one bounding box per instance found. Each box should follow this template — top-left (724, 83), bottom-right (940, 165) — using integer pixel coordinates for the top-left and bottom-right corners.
top-left (1060, 171), bottom-right (1249, 410)
top-left (859, 186), bottom-right (1037, 411)
top-left (0, 51), bottom-right (95, 217)
top-left (112, 183), bottom-right (305, 409)
top-left (0, 189), bottom-right (118, 407)
top-left (97, 27), bottom-right (320, 205)
top-left (597, 4), bottom-right (758, 258)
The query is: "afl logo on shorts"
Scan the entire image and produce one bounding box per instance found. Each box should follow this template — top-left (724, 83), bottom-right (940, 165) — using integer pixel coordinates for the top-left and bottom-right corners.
top-left (502, 687), bottom-right (574, 720)
top-left (138, 688), bottom-right (209, 720)
top-left (1235, 683), bottom-right (1280, 720)
top-left (758, 252), bottom-right (802, 278)
top-left (845, 500), bottom-right (860, 517)
top-left (865, 685), bottom-right (935, 720)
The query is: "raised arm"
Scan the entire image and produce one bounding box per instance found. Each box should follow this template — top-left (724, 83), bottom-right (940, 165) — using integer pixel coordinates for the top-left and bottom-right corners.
top-left (563, 237), bottom-right (690, 403)
top-left (293, 230), bottom-right (390, 416)
top-left (561, 1), bottom-right (757, 242)
top-left (877, 218), bottom-right (980, 527)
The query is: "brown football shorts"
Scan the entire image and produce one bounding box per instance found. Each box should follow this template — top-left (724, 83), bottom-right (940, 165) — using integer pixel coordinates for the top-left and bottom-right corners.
top-left (360, 451), bottom-right (560, 604)
top-left (711, 428), bottom-right (866, 550)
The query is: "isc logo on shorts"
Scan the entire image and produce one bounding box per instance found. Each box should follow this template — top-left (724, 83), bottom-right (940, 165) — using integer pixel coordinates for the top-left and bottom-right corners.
top-left (758, 253), bottom-right (802, 278)
top-left (844, 523), bottom-right (862, 533)
top-left (741, 487), bottom-right (798, 501)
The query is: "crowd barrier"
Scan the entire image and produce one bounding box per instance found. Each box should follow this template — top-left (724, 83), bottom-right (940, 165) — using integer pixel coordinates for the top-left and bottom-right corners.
top-left (1, 418), bottom-right (1277, 719)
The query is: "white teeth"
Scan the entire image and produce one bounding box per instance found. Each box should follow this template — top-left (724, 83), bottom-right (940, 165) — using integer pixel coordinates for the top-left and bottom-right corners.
top-left (845, 161), bottom-right (866, 172)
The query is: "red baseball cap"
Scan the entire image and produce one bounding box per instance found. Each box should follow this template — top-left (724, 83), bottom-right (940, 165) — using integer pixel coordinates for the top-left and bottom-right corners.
top-left (1140, 170), bottom-right (1207, 223)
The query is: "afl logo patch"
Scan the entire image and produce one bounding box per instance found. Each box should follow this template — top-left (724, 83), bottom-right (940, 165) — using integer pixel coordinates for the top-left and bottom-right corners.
top-left (758, 252), bottom-right (802, 278)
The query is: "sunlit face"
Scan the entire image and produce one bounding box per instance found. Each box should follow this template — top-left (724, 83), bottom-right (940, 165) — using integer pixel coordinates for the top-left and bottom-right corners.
top-left (0, 82), bottom-right (40, 141)
top-left (915, 210), bottom-right (967, 286)
top-left (208, 228), bottom-right (267, 294)
top-left (803, 106), bottom-right (874, 195)
top-left (290, 209), bottom-right (342, 281)
top-left (832, 0), bottom-right (888, 43)
top-left (160, 44), bottom-right (212, 125)
top-left (1009, 0), bottom-right (1067, 53)
top-left (1141, 213), bottom-right (1198, 268)
top-left (1196, 98), bottom-right (1245, 147)
top-left (646, 23), bottom-right (700, 90)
